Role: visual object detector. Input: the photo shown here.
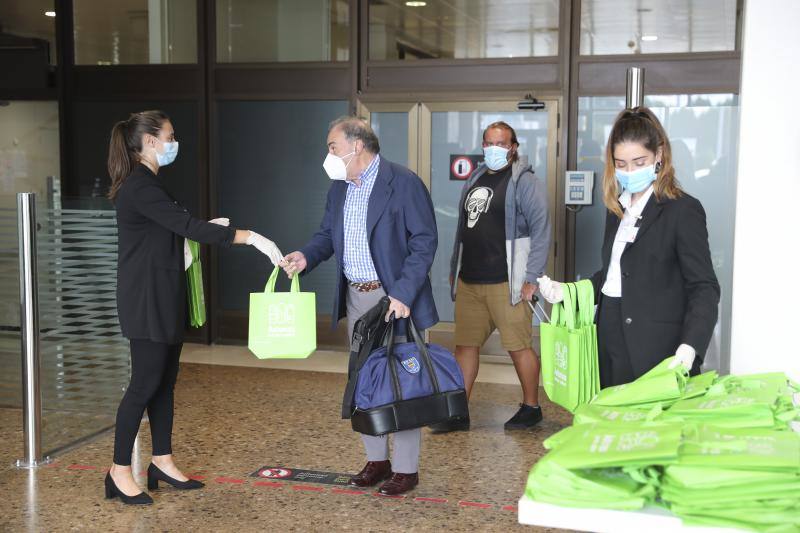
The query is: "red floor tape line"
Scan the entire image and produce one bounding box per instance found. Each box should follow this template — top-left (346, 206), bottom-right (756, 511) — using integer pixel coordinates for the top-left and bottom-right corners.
top-left (67, 464), bottom-right (98, 470)
top-left (458, 501), bottom-right (493, 509)
top-left (331, 488), bottom-right (366, 495)
top-left (61, 463), bottom-right (511, 513)
top-left (214, 477), bottom-right (244, 484)
top-left (292, 485), bottom-right (325, 492)
top-left (414, 497), bottom-right (448, 504)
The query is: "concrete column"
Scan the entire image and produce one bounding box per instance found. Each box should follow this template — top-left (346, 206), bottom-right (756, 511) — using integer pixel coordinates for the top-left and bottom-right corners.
top-left (729, 0), bottom-right (800, 380)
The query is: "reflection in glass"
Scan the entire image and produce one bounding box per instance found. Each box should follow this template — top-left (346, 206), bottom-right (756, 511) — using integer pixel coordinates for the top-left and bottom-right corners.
top-left (369, 0), bottom-right (559, 60)
top-left (0, 194), bottom-right (130, 454)
top-left (574, 94), bottom-right (739, 372)
top-left (71, 101), bottom-right (200, 211)
top-left (580, 0), bottom-right (738, 55)
top-left (370, 112), bottom-right (409, 168)
top-left (0, 101), bottom-right (60, 201)
top-left (74, 0), bottom-right (197, 65)
top-left (216, 0), bottom-right (350, 63)
top-left (0, 101), bottom-right (61, 425)
top-left (430, 110), bottom-right (550, 322)
top-left (0, 0), bottom-right (57, 65)
top-left (216, 100), bottom-right (349, 314)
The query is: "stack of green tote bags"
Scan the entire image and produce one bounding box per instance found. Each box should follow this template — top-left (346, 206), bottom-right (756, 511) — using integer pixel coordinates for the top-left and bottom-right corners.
top-left (539, 279), bottom-right (600, 412)
top-left (525, 358), bottom-right (800, 532)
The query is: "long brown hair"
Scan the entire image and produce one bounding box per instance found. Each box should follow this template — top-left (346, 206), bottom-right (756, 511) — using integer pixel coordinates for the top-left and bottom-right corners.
top-left (107, 110), bottom-right (170, 200)
top-left (602, 107), bottom-right (682, 218)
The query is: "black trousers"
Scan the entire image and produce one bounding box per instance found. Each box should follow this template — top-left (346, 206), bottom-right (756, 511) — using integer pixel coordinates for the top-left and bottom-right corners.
top-left (113, 339), bottom-right (182, 465)
top-left (597, 296), bottom-right (636, 389)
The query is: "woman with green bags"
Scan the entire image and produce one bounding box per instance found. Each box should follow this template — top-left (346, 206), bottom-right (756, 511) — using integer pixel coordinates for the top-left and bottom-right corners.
top-left (538, 107), bottom-right (719, 387)
top-left (105, 110), bottom-right (284, 505)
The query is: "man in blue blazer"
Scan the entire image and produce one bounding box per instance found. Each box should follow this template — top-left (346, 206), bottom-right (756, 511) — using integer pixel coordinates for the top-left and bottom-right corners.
top-left (281, 116), bottom-right (438, 496)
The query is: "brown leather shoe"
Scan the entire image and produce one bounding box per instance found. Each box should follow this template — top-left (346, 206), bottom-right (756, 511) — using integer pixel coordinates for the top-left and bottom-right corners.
top-left (348, 460), bottom-right (392, 487)
top-left (378, 472), bottom-right (419, 496)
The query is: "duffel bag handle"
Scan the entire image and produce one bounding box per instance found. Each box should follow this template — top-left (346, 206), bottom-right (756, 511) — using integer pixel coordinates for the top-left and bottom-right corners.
top-left (384, 315), bottom-right (441, 402)
top-left (407, 317), bottom-right (442, 394)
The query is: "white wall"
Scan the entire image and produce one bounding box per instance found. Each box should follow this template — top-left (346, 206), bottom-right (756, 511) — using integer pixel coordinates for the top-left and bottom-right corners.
top-left (730, 0), bottom-right (800, 381)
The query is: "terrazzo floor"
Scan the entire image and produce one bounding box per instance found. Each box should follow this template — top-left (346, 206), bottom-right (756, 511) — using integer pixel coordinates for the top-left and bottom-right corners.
top-left (0, 361), bottom-right (572, 532)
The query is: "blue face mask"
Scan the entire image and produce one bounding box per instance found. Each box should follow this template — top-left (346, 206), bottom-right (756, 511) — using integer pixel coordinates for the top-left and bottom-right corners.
top-left (483, 145), bottom-right (510, 171)
top-left (156, 141), bottom-right (179, 167)
top-left (616, 163), bottom-right (657, 193)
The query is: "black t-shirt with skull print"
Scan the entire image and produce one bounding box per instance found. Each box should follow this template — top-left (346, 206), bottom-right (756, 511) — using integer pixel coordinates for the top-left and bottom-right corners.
top-left (459, 166), bottom-right (512, 284)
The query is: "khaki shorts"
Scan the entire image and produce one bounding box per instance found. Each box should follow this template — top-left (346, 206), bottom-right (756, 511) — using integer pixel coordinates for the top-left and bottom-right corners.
top-left (454, 279), bottom-right (533, 352)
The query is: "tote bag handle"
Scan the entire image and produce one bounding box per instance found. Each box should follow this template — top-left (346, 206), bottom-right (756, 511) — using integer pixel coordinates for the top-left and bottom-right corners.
top-left (575, 279), bottom-right (595, 327)
top-left (549, 282), bottom-right (577, 330)
top-left (263, 266), bottom-right (300, 294)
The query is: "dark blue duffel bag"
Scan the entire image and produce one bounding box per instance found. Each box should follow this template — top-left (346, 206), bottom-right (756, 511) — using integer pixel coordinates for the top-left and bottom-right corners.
top-left (349, 314), bottom-right (468, 436)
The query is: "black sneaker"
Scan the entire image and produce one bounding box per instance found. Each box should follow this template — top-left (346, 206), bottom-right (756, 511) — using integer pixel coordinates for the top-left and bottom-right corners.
top-left (504, 404), bottom-right (542, 430)
top-left (429, 416), bottom-right (470, 434)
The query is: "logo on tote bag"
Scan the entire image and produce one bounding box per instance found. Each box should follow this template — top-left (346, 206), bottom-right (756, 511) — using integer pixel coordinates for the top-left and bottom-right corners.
top-left (554, 341), bottom-right (568, 386)
top-left (401, 356), bottom-right (421, 374)
top-left (267, 302), bottom-right (296, 337)
top-left (555, 342), bottom-right (568, 370)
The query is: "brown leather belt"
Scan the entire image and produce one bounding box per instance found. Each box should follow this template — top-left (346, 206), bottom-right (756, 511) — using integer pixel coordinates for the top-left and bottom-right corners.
top-left (349, 280), bottom-right (382, 292)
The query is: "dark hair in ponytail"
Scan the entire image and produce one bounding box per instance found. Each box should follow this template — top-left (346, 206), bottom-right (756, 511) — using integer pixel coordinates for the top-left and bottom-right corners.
top-left (107, 110), bottom-right (170, 200)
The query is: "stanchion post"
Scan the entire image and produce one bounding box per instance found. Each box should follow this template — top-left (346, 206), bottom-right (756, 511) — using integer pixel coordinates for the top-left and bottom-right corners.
top-left (15, 192), bottom-right (50, 468)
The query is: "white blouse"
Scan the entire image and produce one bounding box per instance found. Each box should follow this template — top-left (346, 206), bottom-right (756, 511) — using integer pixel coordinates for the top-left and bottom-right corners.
top-left (601, 185), bottom-right (655, 298)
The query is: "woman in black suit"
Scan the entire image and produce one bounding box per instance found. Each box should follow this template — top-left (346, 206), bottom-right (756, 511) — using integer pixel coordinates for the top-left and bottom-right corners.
top-left (539, 107), bottom-right (720, 388)
top-left (105, 110), bottom-right (284, 504)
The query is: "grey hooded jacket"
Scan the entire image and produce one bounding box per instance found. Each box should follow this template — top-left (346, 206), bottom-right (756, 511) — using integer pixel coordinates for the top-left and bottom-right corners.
top-left (449, 156), bottom-right (551, 306)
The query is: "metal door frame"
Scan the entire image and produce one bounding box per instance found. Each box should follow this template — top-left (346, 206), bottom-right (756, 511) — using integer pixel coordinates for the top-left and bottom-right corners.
top-left (356, 101), bottom-right (422, 176)
top-left (357, 98), bottom-right (561, 359)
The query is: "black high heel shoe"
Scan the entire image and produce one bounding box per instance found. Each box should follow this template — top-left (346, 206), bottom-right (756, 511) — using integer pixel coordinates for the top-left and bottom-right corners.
top-left (147, 463), bottom-right (205, 490)
top-left (104, 472), bottom-right (153, 505)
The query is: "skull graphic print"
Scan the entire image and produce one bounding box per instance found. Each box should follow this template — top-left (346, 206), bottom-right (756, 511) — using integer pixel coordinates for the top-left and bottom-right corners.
top-left (465, 186), bottom-right (494, 228)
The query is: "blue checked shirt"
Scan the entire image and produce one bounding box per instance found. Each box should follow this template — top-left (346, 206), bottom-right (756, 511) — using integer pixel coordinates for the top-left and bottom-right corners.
top-left (343, 154), bottom-right (381, 283)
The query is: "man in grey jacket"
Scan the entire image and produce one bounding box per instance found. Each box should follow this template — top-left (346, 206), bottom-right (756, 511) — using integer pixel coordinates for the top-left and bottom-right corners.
top-left (431, 121), bottom-right (550, 433)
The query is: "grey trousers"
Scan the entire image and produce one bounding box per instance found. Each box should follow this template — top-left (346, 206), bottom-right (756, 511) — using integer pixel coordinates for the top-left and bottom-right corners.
top-left (346, 285), bottom-right (421, 474)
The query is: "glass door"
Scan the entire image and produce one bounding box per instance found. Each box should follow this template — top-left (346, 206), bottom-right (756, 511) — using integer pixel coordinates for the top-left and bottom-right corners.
top-left (357, 102), bottom-right (420, 173)
top-left (359, 99), bottom-right (560, 356)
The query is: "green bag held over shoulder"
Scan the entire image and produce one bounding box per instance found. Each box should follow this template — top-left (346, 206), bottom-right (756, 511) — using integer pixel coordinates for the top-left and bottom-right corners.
top-left (248, 267), bottom-right (316, 359)
top-left (185, 239), bottom-right (206, 328)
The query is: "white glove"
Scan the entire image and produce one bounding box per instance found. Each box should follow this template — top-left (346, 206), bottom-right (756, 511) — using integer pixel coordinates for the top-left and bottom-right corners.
top-left (209, 217), bottom-right (230, 226)
top-left (536, 275), bottom-right (564, 304)
top-left (246, 231), bottom-right (283, 266)
top-left (183, 239), bottom-right (193, 271)
top-left (669, 344), bottom-right (696, 370)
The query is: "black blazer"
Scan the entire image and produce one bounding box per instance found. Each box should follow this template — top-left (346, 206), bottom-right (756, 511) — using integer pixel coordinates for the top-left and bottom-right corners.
top-left (114, 164), bottom-right (236, 344)
top-left (590, 192), bottom-right (720, 377)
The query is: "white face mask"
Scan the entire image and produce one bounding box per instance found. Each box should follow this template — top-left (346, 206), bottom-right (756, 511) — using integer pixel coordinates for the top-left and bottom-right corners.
top-left (322, 151), bottom-right (355, 181)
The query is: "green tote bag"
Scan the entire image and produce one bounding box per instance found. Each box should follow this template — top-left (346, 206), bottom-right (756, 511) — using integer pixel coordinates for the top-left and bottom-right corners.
top-left (248, 267), bottom-right (316, 359)
top-left (186, 239), bottom-right (206, 328)
top-left (540, 282), bottom-right (582, 411)
top-left (575, 279), bottom-right (600, 404)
